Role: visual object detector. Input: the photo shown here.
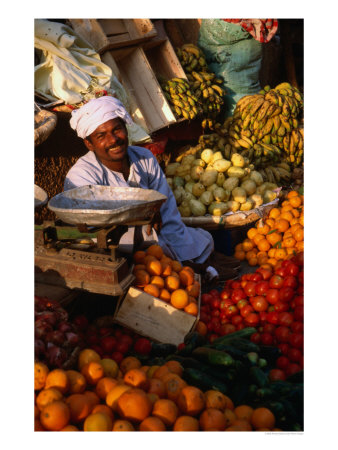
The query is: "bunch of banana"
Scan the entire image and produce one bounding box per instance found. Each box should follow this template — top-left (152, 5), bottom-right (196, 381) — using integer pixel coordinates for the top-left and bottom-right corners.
top-left (160, 77), bottom-right (203, 120)
top-left (227, 82), bottom-right (304, 167)
top-left (176, 43), bottom-right (208, 73)
top-left (239, 142), bottom-right (282, 168)
top-left (258, 162), bottom-right (292, 186)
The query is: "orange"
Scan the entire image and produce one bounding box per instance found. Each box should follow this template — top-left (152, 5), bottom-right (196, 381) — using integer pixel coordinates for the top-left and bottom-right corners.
top-left (161, 262), bottom-right (172, 277)
top-left (289, 195), bottom-right (302, 208)
top-left (140, 365), bottom-right (150, 374)
top-left (60, 425), bottom-right (79, 431)
top-left (266, 231), bottom-right (282, 246)
top-left (173, 415), bottom-right (200, 431)
top-left (81, 361), bottom-right (105, 385)
top-left (257, 223), bottom-right (270, 235)
top-left (164, 360), bottom-right (184, 377)
top-left (179, 268), bottom-right (195, 287)
top-left (246, 249), bottom-right (258, 260)
top-left (256, 250), bottom-right (268, 260)
top-left (170, 289), bottom-right (189, 309)
top-left (143, 283), bottom-right (160, 298)
top-left (204, 390), bottom-right (227, 411)
top-left (296, 241), bottom-right (304, 252)
top-left (147, 393), bottom-right (160, 406)
top-left (280, 211), bottom-right (293, 223)
top-left (199, 408), bottom-right (227, 431)
top-left (83, 412), bottom-right (113, 431)
top-left (261, 263), bottom-right (273, 271)
top-left (290, 223), bottom-right (302, 234)
top-left (224, 408), bottom-right (237, 428)
top-left (177, 385), bottom-right (206, 416)
top-left (40, 400), bottom-right (70, 431)
top-left (100, 358), bottom-right (119, 378)
top-left (248, 256), bottom-right (258, 266)
top-left (165, 275), bottom-right (180, 291)
top-left (152, 365), bottom-right (171, 380)
top-left (257, 238), bottom-right (270, 252)
top-left (120, 356), bottom-right (142, 374)
top-left (117, 388), bottom-right (153, 423)
top-left (253, 233), bottom-right (265, 246)
top-left (235, 243), bottom-right (244, 252)
top-left (171, 260), bottom-right (183, 272)
top-left (223, 395), bottom-right (234, 410)
top-left (133, 264), bottom-right (146, 274)
top-left (139, 416), bottom-right (166, 431)
top-left (275, 218), bottom-right (290, 233)
top-left (247, 227), bottom-right (258, 240)
top-left (265, 218), bottom-right (275, 228)
top-left (34, 362), bottom-right (49, 391)
top-left (36, 387), bottom-right (64, 412)
top-left (294, 228), bottom-right (304, 242)
top-left (65, 370), bottom-right (87, 394)
top-left (78, 348), bottom-right (101, 371)
top-left (146, 244), bottom-right (164, 259)
top-left (186, 281), bottom-right (200, 298)
top-left (150, 275), bottom-right (165, 289)
top-left (134, 269), bottom-right (151, 287)
top-left (164, 376), bottom-right (187, 402)
top-left (45, 369), bottom-right (69, 394)
top-left (231, 419), bottom-right (252, 431)
top-left (152, 398), bottom-right (179, 426)
top-left (95, 377), bottom-right (119, 400)
top-left (234, 250), bottom-right (246, 261)
top-left (234, 405), bottom-right (254, 422)
top-left (124, 369), bottom-right (149, 390)
top-left (159, 288), bottom-right (171, 302)
top-left (269, 207), bottom-right (281, 219)
top-left (268, 248), bottom-right (277, 258)
top-left (112, 420), bottom-right (135, 431)
top-left (184, 302), bottom-right (198, 316)
top-left (251, 407), bottom-right (276, 430)
top-left (283, 237), bottom-right (296, 248)
top-left (83, 390), bottom-right (100, 411)
top-left (133, 250), bottom-right (146, 264)
top-left (147, 378), bottom-right (166, 398)
top-left (146, 259), bottom-right (163, 276)
top-left (65, 393), bottom-right (91, 423)
top-left (34, 419), bottom-right (46, 431)
top-left (106, 384), bottom-right (132, 411)
top-left (299, 214), bottom-right (304, 226)
top-left (275, 248), bottom-right (287, 260)
top-left (242, 238), bottom-right (255, 251)
top-left (196, 320), bottom-right (208, 336)
top-left (91, 404), bottom-right (115, 422)
top-left (267, 258), bottom-right (278, 267)
top-left (287, 190), bottom-right (299, 199)
top-left (290, 208), bottom-right (300, 218)
top-left (143, 255), bottom-right (158, 266)
top-left (286, 247), bottom-right (297, 255)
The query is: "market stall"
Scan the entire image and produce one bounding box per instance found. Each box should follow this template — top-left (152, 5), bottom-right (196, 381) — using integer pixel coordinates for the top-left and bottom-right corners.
top-left (34, 18), bottom-right (304, 433)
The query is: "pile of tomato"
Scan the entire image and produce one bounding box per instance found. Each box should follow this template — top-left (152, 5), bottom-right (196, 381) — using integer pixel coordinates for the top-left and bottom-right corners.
top-left (199, 253), bottom-right (304, 379)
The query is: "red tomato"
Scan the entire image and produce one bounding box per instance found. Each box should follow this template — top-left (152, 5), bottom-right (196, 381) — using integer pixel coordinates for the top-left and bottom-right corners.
top-left (278, 343), bottom-right (290, 355)
top-left (274, 267), bottom-right (288, 278)
top-left (114, 329), bottom-right (123, 338)
top-left (269, 275), bottom-right (284, 289)
top-left (90, 344), bottom-right (104, 358)
top-left (111, 351), bottom-right (124, 364)
top-left (115, 341), bottom-right (130, 354)
top-left (293, 306), bottom-right (304, 322)
top-left (209, 289), bottom-right (220, 297)
top-left (86, 333), bottom-right (100, 346)
top-left (278, 312), bottom-right (294, 327)
top-left (244, 312), bottom-right (260, 327)
top-left (285, 262), bottom-right (300, 277)
top-left (286, 363), bottom-right (301, 377)
top-left (211, 298), bottom-right (221, 310)
top-left (275, 326), bottom-right (292, 343)
top-left (244, 281), bottom-right (257, 297)
top-left (266, 289), bottom-right (280, 305)
top-left (276, 355), bottom-right (290, 370)
top-left (251, 296), bottom-right (269, 312)
top-left (201, 293), bottom-right (213, 304)
top-left (279, 287), bottom-right (295, 303)
top-left (73, 315), bottom-right (89, 331)
top-left (267, 311), bottom-right (279, 325)
top-left (237, 299), bottom-right (249, 310)
top-left (290, 321), bottom-right (304, 334)
top-left (100, 336), bottom-right (117, 354)
top-left (240, 304), bottom-right (254, 318)
top-left (262, 323), bottom-right (276, 334)
top-left (289, 333), bottom-right (304, 349)
top-left (98, 327), bottom-right (113, 337)
top-left (231, 288), bottom-right (246, 303)
top-left (269, 369), bottom-right (286, 381)
top-left (219, 289), bottom-right (231, 301)
top-left (255, 281), bottom-right (270, 296)
top-left (274, 301), bottom-right (289, 313)
top-left (211, 309), bottom-right (220, 317)
top-left (134, 338), bottom-right (152, 355)
top-left (267, 305), bottom-right (275, 312)
top-left (241, 280), bottom-right (248, 289)
top-left (231, 314), bottom-right (243, 326)
top-left (287, 347), bottom-right (303, 363)
top-left (236, 323), bottom-right (246, 331)
top-left (208, 334), bottom-right (219, 343)
top-left (220, 323), bottom-right (236, 336)
top-left (231, 281), bottom-right (242, 290)
top-left (250, 332), bottom-right (261, 344)
top-left (207, 321), bottom-right (214, 333)
top-left (259, 311), bottom-right (268, 322)
top-left (260, 332), bottom-right (274, 346)
top-left (220, 299), bottom-right (233, 310)
top-left (219, 311), bottom-right (228, 322)
top-left (298, 271), bottom-right (304, 285)
top-left (177, 343), bottom-right (186, 351)
top-left (251, 273), bottom-right (263, 282)
top-left (210, 317), bottom-right (221, 329)
top-left (283, 275), bottom-right (298, 289)
top-left (120, 334), bottom-right (134, 347)
top-left (226, 305), bottom-right (239, 318)
top-left (294, 295), bottom-right (304, 307)
top-left (199, 312), bottom-right (210, 323)
top-left (256, 268), bottom-right (273, 280)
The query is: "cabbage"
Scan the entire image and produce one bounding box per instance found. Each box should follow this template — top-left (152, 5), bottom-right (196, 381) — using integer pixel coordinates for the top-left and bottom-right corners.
top-left (189, 199), bottom-right (207, 216)
top-left (201, 149), bottom-right (214, 164)
top-left (192, 182), bottom-right (206, 198)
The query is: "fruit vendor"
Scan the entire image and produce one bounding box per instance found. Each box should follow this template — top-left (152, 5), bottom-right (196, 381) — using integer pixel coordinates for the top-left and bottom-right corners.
top-left (64, 96), bottom-right (238, 279)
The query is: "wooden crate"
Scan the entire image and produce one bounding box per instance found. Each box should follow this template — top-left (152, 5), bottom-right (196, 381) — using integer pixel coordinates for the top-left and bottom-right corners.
top-left (113, 276), bottom-right (201, 346)
top-left (35, 282), bottom-right (79, 307)
top-left (68, 19), bottom-right (157, 54)
top-left (144, 39), bottom-right (187, 81)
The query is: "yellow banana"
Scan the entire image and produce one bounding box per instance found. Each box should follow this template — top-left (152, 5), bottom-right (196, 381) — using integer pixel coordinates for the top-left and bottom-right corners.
top-left (275, 82), bottom-right (293, 91)
top-left (257, 100), bottom-right (272, 121)
top-left (237, 138), bottom-right (252, 149)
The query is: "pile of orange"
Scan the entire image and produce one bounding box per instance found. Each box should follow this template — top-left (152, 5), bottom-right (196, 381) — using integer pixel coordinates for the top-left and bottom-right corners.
top-left (34, 351), bottom-right (282, 432)
top-left (234, 190), bottom-right (304, 269)
top-left (132, 244), bottom-right (200, 316)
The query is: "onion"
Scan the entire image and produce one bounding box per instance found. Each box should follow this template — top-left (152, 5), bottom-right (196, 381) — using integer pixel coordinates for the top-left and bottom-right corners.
top-left (35, 311), bottom-right (58, 327)
top-left (65, 332), bottom-right (81, 347)
top-left (34, 339), bottom-right (46, 359)
top-left (45, 330), bottom-right (65, 346)
top-left (57, 321), bottom-right (74, 333)
top-left (46, 345), bottom-right (67, 368)
top-left (35, 320), bottom-right (53, 339)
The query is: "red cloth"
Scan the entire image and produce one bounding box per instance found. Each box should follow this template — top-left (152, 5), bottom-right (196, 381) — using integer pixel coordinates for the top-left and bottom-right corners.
top-left (140, 137), bottom-right (168, 155)
top-left (222, 19), bottom-right (278, 43)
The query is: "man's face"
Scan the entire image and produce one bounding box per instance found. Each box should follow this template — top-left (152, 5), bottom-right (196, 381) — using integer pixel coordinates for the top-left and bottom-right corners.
top-left (84, 118), bottom-right (129, 164)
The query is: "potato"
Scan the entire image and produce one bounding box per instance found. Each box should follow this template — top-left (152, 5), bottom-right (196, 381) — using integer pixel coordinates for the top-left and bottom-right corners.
top-left (208, 201), bottom-right (229, 216)
top-left (166, 177), bottom-right (173, 189)
top-left (227, 200), bottom-right (240, 212)
top-left (165, 163), bottom-right (180, 177)
top-left (240, 199), bottom-right (255, 211)
top-left (223, 177), bottom-right (239, 191)
top-left (206, 183), bottom-right (218, 193)
top-left (201, 149), bottom-right (214, 164)
top-left (249, 193), bottom-right (263, 208)
top-left (232, 187), bottom-right (247, 204)
top-left (175, 164), bottom-right (191, 178)
top-left (263, 190), bottom-right (277, 204)
top-left (213, 187), bottom-right (230, 202)
top-left (189, 199), bottom-right (207, 216)
top-left (231, 153), bottom-right (245, 168)
top-left (178, 200), bottom-right (192, 217)
top-left (200, 169), bottom-right (218, 187)
top-left (191, 158), bottom-right (206, 168)
top-left (216, 172), bottom-right (226, 187)
top-left (173, 186), bottom-right (185, 205)
top-left (227, 166), bottom-right (246, 178)
top-left (181, 155), bottom-right (196, 166)
top-left (210, 151), bottom-right (224, 165)
top-left (241, 179), bottom-right (257, 196)
top-left (212, 159), bottom-right (232, 173)
top-left (185, 181), bottom-right (195, 194)
top-left (190, 165), bottom-right (204, 181)
top-left (249, 170), bottom-right (264, 186)
top-left (173, 176), bottom-right (185, 188)
top-left (192, 182), bottom-right (206, 198)
top-left (200, 190), bottom-right (214, 206)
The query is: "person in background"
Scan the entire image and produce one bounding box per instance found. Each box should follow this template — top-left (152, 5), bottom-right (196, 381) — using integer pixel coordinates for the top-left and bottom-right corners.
top-left (64, 96), bottom-right (239, 281)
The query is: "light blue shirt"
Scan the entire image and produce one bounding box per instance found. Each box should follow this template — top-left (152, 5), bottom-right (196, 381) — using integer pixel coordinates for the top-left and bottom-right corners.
top-left (64, 146), bottom-right (214, 263)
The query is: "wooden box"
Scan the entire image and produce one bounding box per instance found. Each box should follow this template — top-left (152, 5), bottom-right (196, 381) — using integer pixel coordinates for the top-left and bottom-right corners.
top-left (113, 276), bottom-right (201, 346)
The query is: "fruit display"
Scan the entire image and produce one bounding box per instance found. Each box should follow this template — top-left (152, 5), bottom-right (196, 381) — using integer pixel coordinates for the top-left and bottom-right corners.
top-left (226, 83), bottom-right (304, 168)
top-left (233, 190), bottom-right (304, 267)
top-left (165, 146), bottom-right (280, 217)
top-left (132, 244), bottom-right (200, 316)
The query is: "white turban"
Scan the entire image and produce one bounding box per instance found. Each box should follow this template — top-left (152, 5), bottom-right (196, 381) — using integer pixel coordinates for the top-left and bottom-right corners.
top-left (69, 96), bottom-right (133, 139)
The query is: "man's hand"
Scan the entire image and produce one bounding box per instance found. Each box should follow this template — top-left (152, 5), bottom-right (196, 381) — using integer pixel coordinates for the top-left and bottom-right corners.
top-left (146, 211), bottom-right (162, 236)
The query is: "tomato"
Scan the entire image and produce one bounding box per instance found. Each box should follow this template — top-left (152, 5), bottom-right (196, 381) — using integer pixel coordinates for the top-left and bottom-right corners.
top-left (251, 273), bottom-right (263, 282)
top-left (210, 317), bottom-right (221, 330)
top-left (219, 289), bottom-right (231, 301)
top-left (114, 329), bottom-right (123, 338)
top-left (207, 321), bottom-right (214, 333)
top-left (90, 344), bottom-right (104, 358)
top-left (244, 281), bottom-right (257, 297)
top-left (241, 280), bottom-right (248, 289)
top-left (231, 281), bottom-right (242, 290)
top-left (286, 363), bottom-right (301, 377)
top-left (255, 281), bottom-right (270, 296)
top-left (279, 287), bottom-right (295, 303)
top-left (278, 343), bottom-right (290, 355)
top-left (260, 332), bottom-right (274, 346)
top-left (262, 323), bottom-right (276, 334)
top-left (111, 351), bottom-right (124, 364)
top-left (267, 305), bottom-right (275, 312)
top-left (244, 312), bottom-right (260, 327)
top-left (266, 311), bottom-right (279, 325)
top-left (134, 338), bottom-right (152, 355)
top-left (283, 275), bottom-right (298, 290)
top-left (240, 304), bottom-right (254, 318)
top-left (201, 293), bottom-right (213, 304)
top-left (269, 369), bottom-right (286, 381)
top-left (275, 267), bottom-right (288, 278)
top-left (231, 288), bottom-right (246, 303)
top-left (251, 296), bottom-right (269, 312)
top-left (274, 301), bottom-right (289, 313)
top-left (86, 333), bottom-right (100, 346)
top-left (177, 343), bottom-right (186, 351)
top-left (266, 289), bottom-right (280, 305)
top-left (231, 314), bottom-right (243, 326)
top-left (289, 333), bottom-right (304, 349)
top-left (278, 312), bottom-right (294, 327)
top-left (73, 315), bottom-right (89, 331)
top-left (275, 326), bottom-right (292, 343)
top-left (259, 311), bottom-right (268, 322)
top-left (294, 295), bottom-right (304, 307)
top-left (211, 297), bottom-right (221, 310)
top-left (115, 341), bottom-right (130, 354)
top-left (120, 334), bottom-right (134, 347)
top-left (208, 334), bottom-right (219, 343)
top-left (290, 321), bottom-right (304, 334)
top-left (298, 271), bottom-right (304, 285)
top-left (276, 356), bottom-right (290, 370)
top-left (200, 312), bottom-right (210, 323)
top-left (285, 262), bottom-right (300, 277)
top-left (250, 332), bottom-right (261, 344)
top-left (287, 347), bottom-right (303, 363)
top-left (211, 309), bottom-right (220, 317)
top-left (220, 323), bottom-right (236, 336)
top-left (269, 275), bottom-right (284, 289)
top-left (256, 267), bottom-right (272, 280)
top-left (209, 289), bottom-right (220, 297)
top-left (236, 323), bottom-right (246, 331)
top-left (98, 327), bottom-right (113, 337)
top-left (241, 274), bottom-right (250, 281)
top-left (219, 311), bottom-right (228, 323)
top-left (237, 299), bottom-right (249, 310)
top-left (226, 305), bottom-right (239, 318)
top-left (220, 299), bottom-right (233, 310)
top-left (293, 306), bottom-right (304, 322)
top-left (100, 336), bottom-right (117, 354)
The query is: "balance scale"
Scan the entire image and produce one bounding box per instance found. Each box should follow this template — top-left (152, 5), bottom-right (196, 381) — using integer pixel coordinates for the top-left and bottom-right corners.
top-left (34, 185), bottom-right (167, 297)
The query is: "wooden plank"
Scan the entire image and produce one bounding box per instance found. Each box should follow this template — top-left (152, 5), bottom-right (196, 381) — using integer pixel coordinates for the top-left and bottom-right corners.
top-left (98, 19), bottom-right (126, 36)
top-left (35, 282), bottom-right (78, 306)
top-left (68, 19), bottom-right (109, 52)
top-left (145, 39), bottom-right (187, 80)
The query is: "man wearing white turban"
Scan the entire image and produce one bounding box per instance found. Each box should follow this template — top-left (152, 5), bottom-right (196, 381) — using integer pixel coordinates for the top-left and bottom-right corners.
top-left (64, 96), bottom-right (239, 279)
